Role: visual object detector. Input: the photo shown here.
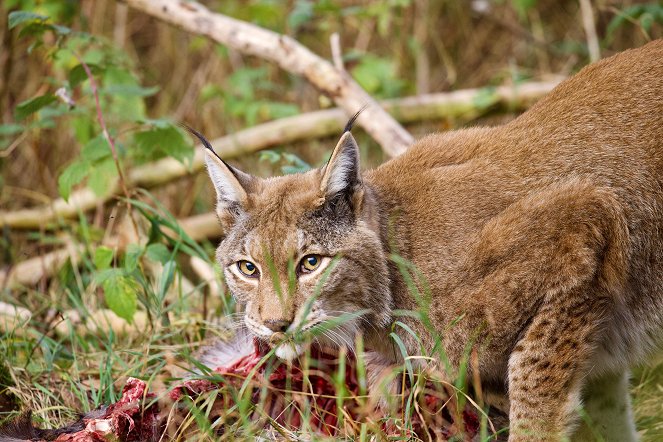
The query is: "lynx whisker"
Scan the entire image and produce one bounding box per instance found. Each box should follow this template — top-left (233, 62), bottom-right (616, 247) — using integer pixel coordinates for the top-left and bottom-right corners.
top-left (325, 310), bottom-right (379, 334)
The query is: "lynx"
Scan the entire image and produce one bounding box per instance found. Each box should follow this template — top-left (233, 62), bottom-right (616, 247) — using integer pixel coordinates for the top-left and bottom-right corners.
top-left (200, 40), bottom-right (663, 440)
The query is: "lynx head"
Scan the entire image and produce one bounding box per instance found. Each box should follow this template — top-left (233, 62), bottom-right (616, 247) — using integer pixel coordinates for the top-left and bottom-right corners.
top-left (195, 126), bottom-right (392, 361)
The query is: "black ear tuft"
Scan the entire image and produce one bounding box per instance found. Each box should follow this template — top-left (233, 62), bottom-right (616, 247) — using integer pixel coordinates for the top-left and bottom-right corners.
top-left (183, 124), bottom-right (256, 227)
top-left (343, 104), bottom-right (369, 133)
top-left (181, 123), bottom-right (223, 161)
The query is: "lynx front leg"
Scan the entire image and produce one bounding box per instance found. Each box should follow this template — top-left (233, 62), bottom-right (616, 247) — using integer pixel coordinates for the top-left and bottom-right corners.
top-left (508, 291), bottom-right (609, 441)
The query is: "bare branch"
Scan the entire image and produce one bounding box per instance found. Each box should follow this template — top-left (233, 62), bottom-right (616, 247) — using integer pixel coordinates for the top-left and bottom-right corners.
top-left (330, 33), bottom-right (344, 71)
top-left (579, 0), bottom-right (600, 62)
top-left (120, 0), bottom-right (413, 156)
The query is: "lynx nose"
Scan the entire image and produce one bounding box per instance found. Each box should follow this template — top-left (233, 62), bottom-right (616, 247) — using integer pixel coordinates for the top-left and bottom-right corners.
top-left (264, 319), bottom-right (291, 333)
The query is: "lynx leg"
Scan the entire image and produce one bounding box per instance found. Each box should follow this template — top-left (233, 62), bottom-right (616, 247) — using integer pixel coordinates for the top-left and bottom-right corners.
top-left (507, 291), bottom-right (610, 441)
top-left (572, 371), bottom-right (637, 442)
top-left (457, 180), bottom-right (630, 441)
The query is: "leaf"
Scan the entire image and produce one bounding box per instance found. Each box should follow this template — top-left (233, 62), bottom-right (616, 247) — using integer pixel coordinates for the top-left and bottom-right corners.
top-left (8, 11), bottom-right (48, 29)
top-left (104, 84), bottom-right (160, 97)
top-left (81, 135), bottom-right (111, 162)
top-left (136, 118), bottom-right (172, 129)
top-left (51, 24), bottom-right (71, 36)
top-left (72, 116), bottom-right (95, 145)
top-left (103, 68), bottom-right (148, 121)
top-left (263, 101), bottom-right (299, 120)
top-left (472, 86), bottom-right (499, 110)
top-left (87, 158), bottom-right (117, 197)
top-left (68, 63), bottom-right (104, 89)
top-left (133, 125), bottom-right (193, 164)
top-left (640, 12), bottom-right (655, 31)
top-left (606, 4), bottom-right (663, 39)
top-left (351, 55), bottom-right (403, 98)
top-left (259, 150), bottom-right (281, 164)
top-left (57, 160), bottom-right (89, 201)
top-left (124, 244), bottom-right (144, 272)
top-left (15, 94), bottom-right (57, 121)
top-left (146, 243), bottom-right (171, 264)
top-left (94, 268), bottom-right (122, 285)
top-left (17, 22), bottom-right (57, 39)
top-left (94, 246), bottom-right (114, 270)
top-left (511, 0), bottom-right (537, 19)
top-left (0, 123), bottom-right (24, 136)
top-left (102, 275), bottom-right (137, 323)
top-left (288, 0), bottom-right (314, 31)
top-left (281, 152), bottom-right (312, 174)
top-left (157, 260), bottom-right (177, 301)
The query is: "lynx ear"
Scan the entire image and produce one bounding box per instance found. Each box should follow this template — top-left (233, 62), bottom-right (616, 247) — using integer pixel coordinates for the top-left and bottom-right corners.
top-left (320, 131), bottom-right (361, 197)
top-left (185, 126), bottom-right (254, 225)
top-left (205, 150), bottom-right (254, 213)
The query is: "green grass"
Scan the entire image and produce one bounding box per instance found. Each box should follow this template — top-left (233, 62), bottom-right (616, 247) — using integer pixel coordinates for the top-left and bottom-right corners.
top-left (633, 356), bottom-right (663, 441)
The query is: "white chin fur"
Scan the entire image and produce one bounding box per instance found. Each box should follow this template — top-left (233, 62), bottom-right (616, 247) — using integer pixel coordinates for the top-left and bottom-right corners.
top-left (274, 342), bottom-right (304, 361)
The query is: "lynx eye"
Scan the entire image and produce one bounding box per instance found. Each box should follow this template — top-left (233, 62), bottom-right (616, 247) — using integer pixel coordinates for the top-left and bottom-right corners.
top-left (237, 260), bottom-right (259, 277)
top-left (300, 254), bottom-right (322, 273)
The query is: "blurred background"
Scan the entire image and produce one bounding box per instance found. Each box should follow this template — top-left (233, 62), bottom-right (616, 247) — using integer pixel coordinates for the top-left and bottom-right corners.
top-left (0, 0), bottom-right (662, 437)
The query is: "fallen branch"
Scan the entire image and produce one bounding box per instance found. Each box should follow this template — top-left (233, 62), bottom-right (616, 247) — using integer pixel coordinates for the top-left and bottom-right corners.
top-left (0, 212), bottom-right (221, 289)
top-left (121, 0), bottom-right (413, 156)
top-left (0, 81), bottom-right (560, 230)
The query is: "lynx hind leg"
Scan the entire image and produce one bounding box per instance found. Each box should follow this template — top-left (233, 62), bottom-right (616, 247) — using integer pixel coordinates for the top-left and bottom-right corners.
top-left (508, 292), bottom-right (610, 441)
top-left (467, 180), bottom-right (630, 441)
top-left (572, 371), bottom-right (637, 442)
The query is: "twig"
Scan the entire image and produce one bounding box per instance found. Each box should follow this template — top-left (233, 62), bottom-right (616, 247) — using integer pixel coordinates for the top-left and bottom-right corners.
top-left (0, 81), bottom-right (561, 229)
top-left (579, 0), bottom-right (600, 62)
top-left (0, 131), bottom-right (26, 157)
top-left (330, 33), bottom-right (344, 71)
top-left (119, 0), bottom-right (414, 157)
top-left (77, 56), bottom-right (130, 204)
top-left (113, 2), bottom-right (128, 46)
top-left (76, 55), bottom-right (140, 237)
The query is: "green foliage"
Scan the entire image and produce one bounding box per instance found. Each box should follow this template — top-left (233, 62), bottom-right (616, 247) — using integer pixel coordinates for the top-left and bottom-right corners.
top-left (259, 149), bottom-right (312, 174)
top-left (57, 135), bottom-right (117, 201)
top-left (202, 66), bottom-right (300, 127)
top-left (288, 0), bottom-right (314, 31)
top-left (351, 54), bottom-right (404, 98)
top-left (98, 270), bottom-right (138, 323)
top-left (57, 160), bottom-right (89, 201)
top-left (358, 0), bottom-right (412, 36)
top-left (511, 0), bottom-right (538, 19)
top-left (607, 3), bottom-right (663, 41)
top-left (93, 246), bottom-right (114, 270)
top-left (14, 94), bottom-right (57, 121)
top-left (8, 10), bottom-right (49, 29)
top-left (132, 124), bottom-right (192, 165)
top-left (145, 243), bottom-right (171, 264)
top-left (11, 8), bottom-right (193, 203)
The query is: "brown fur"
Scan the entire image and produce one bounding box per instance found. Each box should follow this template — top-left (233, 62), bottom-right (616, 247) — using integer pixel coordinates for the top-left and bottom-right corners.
top-left (204, 40), bottom-right (663, 440)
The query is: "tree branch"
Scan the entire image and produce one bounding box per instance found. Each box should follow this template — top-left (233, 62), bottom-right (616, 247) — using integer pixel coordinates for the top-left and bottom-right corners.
top-left (120, 0), bottom-right (413, 157)
top-left (0, 213), bottom-right (222, 289)
top-left (0, 81), bottom-right (559, 230)
top-left (0, 80), bottom-right (562, 288)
